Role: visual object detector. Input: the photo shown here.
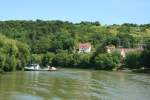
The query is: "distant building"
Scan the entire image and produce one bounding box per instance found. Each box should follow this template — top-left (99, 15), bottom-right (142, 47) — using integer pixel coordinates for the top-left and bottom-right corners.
top-left (106, 45), bottom-right (116, 53)
top-left (78, 43), bottom-right (91, 53)
top-left (106, 45), bottom-right (144, 58)
top-left (119, 48), bottom-right (144, 58)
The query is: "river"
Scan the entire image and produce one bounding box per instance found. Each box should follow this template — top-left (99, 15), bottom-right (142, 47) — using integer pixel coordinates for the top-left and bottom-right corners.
top-left (0, 69), bottom-right (150, 100)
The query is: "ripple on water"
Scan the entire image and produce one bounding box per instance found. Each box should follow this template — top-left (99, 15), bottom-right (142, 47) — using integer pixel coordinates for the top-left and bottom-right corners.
top-left (131, 74), bottom-right (150, 85)
top-left (0, 70), bottom-right (150, 100)
top-left (0, 92), bottom-right (43, 100)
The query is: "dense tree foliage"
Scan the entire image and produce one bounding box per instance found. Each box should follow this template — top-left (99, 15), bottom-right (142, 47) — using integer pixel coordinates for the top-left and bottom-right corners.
top-left (0, 34), bottom-right (30, 71)
top-left (124, 52), bottom-right (141, 69)
top-left (140, 43), bottom-right (150, 68)
top-left (0, 20), bottom-right (149, 71)
top-left (95, 52), bottom-right (121, 70)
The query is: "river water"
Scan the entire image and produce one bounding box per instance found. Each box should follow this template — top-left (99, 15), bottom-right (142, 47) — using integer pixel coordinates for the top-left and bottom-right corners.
top-left (0, 69), bottom-right (150, 100)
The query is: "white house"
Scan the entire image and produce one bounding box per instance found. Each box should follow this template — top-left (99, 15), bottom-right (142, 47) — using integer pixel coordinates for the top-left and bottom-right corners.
top-left (106, 45), bottom-right (116, 53)
top-left (120, 48), bottom-right (144, 58)
top-left (106, 45), bottom-right (144, 58)
top-left (78, 43), bottom-right (91, 53)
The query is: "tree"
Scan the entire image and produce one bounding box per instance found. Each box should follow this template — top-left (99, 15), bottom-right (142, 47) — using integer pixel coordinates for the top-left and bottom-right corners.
top-left (124, 52), bottom-right (141, 69)
top-left (30, 54), bottom-right (43, 64)
top-left (140, 43), bottom-right (150, 68)
top-left (0, 20), bottom-right (149, 71)
top-left (0, 54), bottom-right (6, 71)
top-left (16, 41), bottom-right (30, 70)
top-left (0, 34), bottom-right (30, 71)
top-left (95, 53), bottom-right (121, 70)
top-left (42, 52), bottom-right (55, 67)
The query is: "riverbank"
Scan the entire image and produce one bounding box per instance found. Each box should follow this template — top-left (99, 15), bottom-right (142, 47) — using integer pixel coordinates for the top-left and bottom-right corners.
top-left (132, 68), bottom-right (150, 73)
top-left (0, 68), bottom-right (4, 74)
top-left (115, 67), bottom-right (150, 73)
top-left (49, 66), bottom-right (150, 74)
top-left (1, 67), bottom-right (150, 74)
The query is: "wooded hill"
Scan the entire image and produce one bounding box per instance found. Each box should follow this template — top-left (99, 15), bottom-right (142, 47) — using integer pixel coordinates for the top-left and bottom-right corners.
top-left (0, 20), bottom-right (150, 72)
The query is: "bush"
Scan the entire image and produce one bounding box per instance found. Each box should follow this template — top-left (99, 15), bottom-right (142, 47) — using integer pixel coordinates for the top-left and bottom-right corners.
top-left (140, 43), bottom-right (150, 68)
top-left (52, 51), bottom-right (69, 67)
top-left (124, 52), bottom-right (141, 69)
top-left (95, 53), bottom-right (121, 70)
top-left (30, 54), bottom-right (43, 65)
top-left (42, 52), bottom-right (55, 67)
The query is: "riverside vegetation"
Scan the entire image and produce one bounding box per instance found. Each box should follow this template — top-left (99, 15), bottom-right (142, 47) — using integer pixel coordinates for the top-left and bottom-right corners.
top-left (0, 20), bottom-right (150, 72)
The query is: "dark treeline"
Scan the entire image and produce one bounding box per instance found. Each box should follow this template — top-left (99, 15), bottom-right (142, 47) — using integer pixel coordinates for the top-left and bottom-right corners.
top-left (0, 20), bottom-right (150, 72)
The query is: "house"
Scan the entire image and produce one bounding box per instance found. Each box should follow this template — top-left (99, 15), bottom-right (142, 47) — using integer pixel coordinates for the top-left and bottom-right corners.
top-left (106, 45), bottom-right (116, 53)
top-left (78, 43), bottom-right (91, 53)
top-left (119, 48), bottom-right (144, 58)
top-left (106, 45), bottom-right (144, 58)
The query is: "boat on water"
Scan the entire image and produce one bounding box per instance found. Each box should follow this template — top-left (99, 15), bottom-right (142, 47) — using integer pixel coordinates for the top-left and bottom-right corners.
top-left (24, 64), bottom-right (57, 71)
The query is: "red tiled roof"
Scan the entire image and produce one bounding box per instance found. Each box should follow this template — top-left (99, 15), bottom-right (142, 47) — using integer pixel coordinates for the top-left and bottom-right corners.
top-left (79, 43), bottom-right (91, 49)
top-left (121, 48), bottom-right (144, 53)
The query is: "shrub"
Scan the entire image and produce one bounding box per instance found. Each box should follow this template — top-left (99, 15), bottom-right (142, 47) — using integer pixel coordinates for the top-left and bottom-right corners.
top-left (124, 52), bottom-right (141, 69)
top-left (95, 53), bottom-right (121, 70)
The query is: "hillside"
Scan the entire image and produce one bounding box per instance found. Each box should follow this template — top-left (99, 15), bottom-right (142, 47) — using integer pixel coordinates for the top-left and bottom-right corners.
top-left (0, 20), bottom-right (150, 71)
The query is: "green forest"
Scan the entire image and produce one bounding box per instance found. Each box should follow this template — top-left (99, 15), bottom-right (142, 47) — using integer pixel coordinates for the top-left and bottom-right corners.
top-left (0, 20), bottom-right (150, 72)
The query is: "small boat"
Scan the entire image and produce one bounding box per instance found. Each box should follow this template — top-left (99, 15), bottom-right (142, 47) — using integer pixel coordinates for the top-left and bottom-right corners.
top-left (24, 64), bottom-right (40, 71)
top-left (49, 66), bottom-right (57, 71)
top-left (24, 64), bottom-right (57, 71)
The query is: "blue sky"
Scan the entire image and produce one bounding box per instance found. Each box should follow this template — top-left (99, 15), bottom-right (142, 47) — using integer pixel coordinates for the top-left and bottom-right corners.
top-left (0, 0), bottom-right (150, 24)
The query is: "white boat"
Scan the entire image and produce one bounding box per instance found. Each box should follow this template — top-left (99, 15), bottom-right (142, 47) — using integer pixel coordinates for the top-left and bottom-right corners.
top-left (24, 64), bottom-right (57, 71)
top-left (24, 64), bottom-right (40, 71)
top-left (49, 66), bottom-right (57, 71)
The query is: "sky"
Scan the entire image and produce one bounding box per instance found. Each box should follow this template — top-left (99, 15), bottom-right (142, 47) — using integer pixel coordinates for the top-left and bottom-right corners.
top-left (0, 0), bottom-right (150, 24)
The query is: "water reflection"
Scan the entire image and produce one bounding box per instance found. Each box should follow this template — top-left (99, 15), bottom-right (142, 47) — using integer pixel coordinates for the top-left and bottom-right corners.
top-left (0, 69), bottom-right (150, 100)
